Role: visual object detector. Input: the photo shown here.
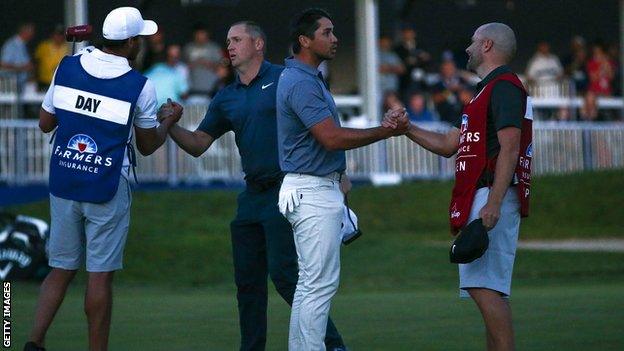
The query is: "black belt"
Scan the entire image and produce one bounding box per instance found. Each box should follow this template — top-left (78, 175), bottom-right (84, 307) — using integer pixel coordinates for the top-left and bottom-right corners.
top-left (476, 171), bottom-right (517, 189)
top-left (245, 175), bottom-right (284, 192)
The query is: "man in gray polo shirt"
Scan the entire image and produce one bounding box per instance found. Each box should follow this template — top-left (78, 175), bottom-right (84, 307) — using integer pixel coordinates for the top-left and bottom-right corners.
top-left (1, 22), bottom-right (35, 89)
top-left (276, 8), bottom-right (408, 350)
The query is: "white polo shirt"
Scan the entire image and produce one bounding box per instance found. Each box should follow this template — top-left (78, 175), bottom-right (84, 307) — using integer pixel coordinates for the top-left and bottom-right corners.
top-left (42, 47), bottom-right (159, 177)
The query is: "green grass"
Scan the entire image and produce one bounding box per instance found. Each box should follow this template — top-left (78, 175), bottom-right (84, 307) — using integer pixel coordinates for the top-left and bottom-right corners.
top-left (4, 171), bottom-right (624, 349)
top-left (6, 170), bottom-right (622, 287)
top-left (348, 170), bottom-right (624, 240)
top-left (9, 247), bottom-right (624, 350)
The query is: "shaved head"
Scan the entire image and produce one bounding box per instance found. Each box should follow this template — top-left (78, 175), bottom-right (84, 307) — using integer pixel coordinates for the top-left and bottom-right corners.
top-left (475, 22), bottom-right (517, 62)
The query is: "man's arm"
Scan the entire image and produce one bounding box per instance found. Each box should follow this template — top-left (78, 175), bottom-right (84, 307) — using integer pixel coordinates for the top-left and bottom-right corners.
top-left (479, 127), bottom-right (520, 229)
top-left (134, 121), bottom-right (172, 156)
top-left (168, 124), bottom-right (215, 157)
top-left (134, 101), bottom-right (183, 156)
top-left (310, 108), bottom-right (409, 151)
top-left (309, 118), bottom-right (399, 151)
top-left (405, 123), bottom-right (460, 158)
top-left (289, 79), bottom-right (407, 151)
top-left (39, 108), bottom-right (57, 133)
top-left (0, 61), bottom-right (32, 72)
top-left (479, 81), bottom-right (525, 229)
top-left (167, 90), bottom-right (227, 157)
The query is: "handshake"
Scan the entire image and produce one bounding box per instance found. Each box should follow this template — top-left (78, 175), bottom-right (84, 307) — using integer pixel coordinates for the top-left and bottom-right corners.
top-left (157, 98), bottom-right (184, 125)
top-left (381, 107), bottom-right (410, 137)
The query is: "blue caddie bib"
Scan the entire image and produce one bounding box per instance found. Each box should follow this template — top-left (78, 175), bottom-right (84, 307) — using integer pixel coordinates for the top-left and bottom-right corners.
top-left (49, 55), bottom-right (146, 203)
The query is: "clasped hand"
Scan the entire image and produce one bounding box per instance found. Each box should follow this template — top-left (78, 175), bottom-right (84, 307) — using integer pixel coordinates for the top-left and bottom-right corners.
top-left (157, 98), bottom-right (184, 124)
top-left (381, 107), bottom-right (409, 136)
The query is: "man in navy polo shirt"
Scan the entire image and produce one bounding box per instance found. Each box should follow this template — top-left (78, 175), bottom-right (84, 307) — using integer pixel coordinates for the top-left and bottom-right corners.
top-left (166, 21), bottom-right (346, 351)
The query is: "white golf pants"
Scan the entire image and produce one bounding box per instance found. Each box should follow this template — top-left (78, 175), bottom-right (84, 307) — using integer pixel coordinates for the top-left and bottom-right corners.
top-left (279, 172), bottom-right (344, 351)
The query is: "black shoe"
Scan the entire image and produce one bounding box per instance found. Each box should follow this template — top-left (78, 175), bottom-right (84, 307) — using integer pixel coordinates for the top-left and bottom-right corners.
top-left (24, 341), bottom-right (46, 351)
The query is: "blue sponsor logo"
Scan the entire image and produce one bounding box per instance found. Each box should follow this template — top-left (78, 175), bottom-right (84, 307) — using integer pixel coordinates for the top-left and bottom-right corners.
top-left (526, 143), bottom-right (533, 157)
top-left (67, 134), bottom-right (97, 154)
top-left (460, 114), bottom-right (469, 133)
top-left (54, 134), bottom-right (112, 173)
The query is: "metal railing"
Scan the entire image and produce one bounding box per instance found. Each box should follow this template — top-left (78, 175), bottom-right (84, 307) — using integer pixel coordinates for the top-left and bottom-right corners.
top-left (525, 79), bottom-right (575, 99)
top-left (0, 71), bottom-right (21, 120)
top-left (2, 113), bottom-right (623, 185)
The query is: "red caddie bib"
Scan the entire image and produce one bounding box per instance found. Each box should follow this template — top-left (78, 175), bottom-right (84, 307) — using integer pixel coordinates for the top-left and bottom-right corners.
top-left (449, 72), bottom-right (532, 233)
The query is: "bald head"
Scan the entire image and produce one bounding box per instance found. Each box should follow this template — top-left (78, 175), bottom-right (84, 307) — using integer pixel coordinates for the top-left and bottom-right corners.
top-left (475, 22), bottom-right (516, 63)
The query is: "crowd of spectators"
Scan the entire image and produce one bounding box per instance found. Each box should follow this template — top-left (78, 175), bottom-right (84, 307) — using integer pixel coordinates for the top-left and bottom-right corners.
top-left (379, 27), bottom-right (622, 123)
top-left (0, 22), bottom-right (234, 116)
top-left (0, 22), bottom-right (620, 122)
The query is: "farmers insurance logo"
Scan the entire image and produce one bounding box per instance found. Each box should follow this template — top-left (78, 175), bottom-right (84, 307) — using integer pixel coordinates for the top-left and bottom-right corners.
top-left (53, 134), bottom-right (113, 174)
top-left (67, 134), bottom-right (98, 154)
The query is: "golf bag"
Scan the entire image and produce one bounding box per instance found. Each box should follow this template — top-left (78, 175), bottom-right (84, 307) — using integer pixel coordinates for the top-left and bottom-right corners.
top-left (0, 212), bottom-right (50, 281)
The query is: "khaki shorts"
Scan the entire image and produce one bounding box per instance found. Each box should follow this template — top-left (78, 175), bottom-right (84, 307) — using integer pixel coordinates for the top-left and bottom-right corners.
top-left (459, 187), bottom-right (521, 298)
top-left (48, 177), bottom-right (131, 272)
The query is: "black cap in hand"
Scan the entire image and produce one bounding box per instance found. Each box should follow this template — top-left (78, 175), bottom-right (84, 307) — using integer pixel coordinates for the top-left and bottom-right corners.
top-left (450, 218), bottom-right (489, 264)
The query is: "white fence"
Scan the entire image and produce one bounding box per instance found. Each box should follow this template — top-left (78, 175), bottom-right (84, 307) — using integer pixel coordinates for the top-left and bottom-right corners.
top-left (2, 112), bottom-right (623, 185)
top-left (2, 70), bottom-right (623, 184)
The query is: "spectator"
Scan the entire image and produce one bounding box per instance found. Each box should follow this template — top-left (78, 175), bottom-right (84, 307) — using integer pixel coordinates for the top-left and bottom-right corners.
top-left (562, 36), bottom-right (588, 94)
top-left (378, 35), bottom-right (405, 94)
top-left (579, 90), bottom-right (609, 121)
top-left (210, 58), bottom-right (234, 97)
top-left (431, 59), bottom-right (471, 124)
top-left (586, 43), bottom-right (616, 96)
top-left (382, 91), bottom-right (404, 112)
top-left (458, 86), bottom-right (475, 107)
top-left (394, 26), bottom-right (431, 96)
top-left (556, 107), bottom-right (573, 121)
top-left (137, 29), bottom-right (166, 72)
top-left (34, 25), bottom-right (69, 90)
top-left (145, 44), bottom-right (189, 105)
top-left (607, 42), bottom-right (620, 96)
top-left (525, 41), bottom-right (564, 96)
top-left (184, 24), bottom-right (223, 97)
top-left (1, 22), bottom-right (35, 89)
top-left (406, 90), bottom-right (435, 122)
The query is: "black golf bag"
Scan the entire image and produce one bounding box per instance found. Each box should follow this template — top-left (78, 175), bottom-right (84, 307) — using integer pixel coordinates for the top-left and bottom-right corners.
top-left (0, 212), bottom-right (50, 281)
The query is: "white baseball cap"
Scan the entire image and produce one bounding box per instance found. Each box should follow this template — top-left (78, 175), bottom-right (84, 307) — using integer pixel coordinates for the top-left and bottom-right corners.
top-left (102, 7), bottom-right (158, 40)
